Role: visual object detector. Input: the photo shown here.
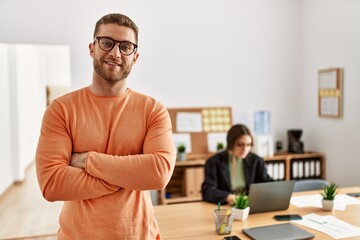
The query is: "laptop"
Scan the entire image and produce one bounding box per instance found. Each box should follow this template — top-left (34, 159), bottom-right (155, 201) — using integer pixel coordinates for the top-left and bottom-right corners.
top-left (248, 180), bottom-right (295, 214)
top-left (242, 223), bottom-right (315, 240)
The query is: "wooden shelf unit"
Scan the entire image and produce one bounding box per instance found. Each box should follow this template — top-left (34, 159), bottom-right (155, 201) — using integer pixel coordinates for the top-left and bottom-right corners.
top-left (160, 106), bottom-right (232, 205)
top-left (159, 155), bottom-right (207, 205)
top-left (159, 152), bottom-right (325, 205)
top-left (264, 152), bottom-right (325, 181)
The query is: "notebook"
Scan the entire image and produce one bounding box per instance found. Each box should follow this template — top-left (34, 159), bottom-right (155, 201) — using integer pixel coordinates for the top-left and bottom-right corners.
top-left (242, 223), bottom-right (315, 240)
top-left (248, 180), bottom-right (295, 214)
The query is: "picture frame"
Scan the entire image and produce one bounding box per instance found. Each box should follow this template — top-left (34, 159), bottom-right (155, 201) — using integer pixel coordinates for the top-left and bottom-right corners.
top-left (318, 67), bottom-right (343, 118)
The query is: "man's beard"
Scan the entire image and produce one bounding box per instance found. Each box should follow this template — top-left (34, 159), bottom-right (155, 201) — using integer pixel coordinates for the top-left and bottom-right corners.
top-left (93, 58), bottom-right (131, 83)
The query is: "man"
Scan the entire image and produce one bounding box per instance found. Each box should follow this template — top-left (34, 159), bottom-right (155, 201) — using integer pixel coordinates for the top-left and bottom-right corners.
top-left (36, 13), bottom-right (176, 239)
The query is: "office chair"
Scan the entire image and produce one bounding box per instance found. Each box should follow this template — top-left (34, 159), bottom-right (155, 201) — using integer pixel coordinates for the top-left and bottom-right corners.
top-left (293, 179), bottom-right (329, 192)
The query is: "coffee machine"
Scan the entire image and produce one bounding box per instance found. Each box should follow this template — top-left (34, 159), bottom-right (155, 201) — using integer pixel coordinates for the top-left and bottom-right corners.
top-left (287, 129), bottom-right (304, 153)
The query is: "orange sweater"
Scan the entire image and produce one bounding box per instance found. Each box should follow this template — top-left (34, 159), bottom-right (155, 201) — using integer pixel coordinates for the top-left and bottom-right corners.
top-left (36, 87), bottom-right (176, 240)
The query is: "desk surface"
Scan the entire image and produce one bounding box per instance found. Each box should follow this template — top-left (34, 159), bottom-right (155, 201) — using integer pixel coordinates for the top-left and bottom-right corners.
top-left (154, 187), bottom-right (360, 240)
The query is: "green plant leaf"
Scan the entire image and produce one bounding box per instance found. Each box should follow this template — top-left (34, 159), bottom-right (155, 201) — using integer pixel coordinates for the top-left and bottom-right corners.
top-left (177, 144), bottom-right (186, 153)
top-left (321, 183), bottom-right (338, 200)
top-left (234, 192), bottom-right (250, 209)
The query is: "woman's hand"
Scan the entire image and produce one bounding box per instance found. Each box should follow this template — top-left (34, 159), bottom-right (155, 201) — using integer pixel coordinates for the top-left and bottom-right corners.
top-left (226, 194), bottom-right (236, 205)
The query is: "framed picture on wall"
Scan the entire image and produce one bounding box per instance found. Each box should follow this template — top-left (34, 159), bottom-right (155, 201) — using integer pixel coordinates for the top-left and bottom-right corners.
top-left (318, 67), bottom-right (343, 118)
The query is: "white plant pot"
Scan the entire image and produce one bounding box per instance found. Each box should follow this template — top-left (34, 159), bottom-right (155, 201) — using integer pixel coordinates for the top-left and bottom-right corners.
top-left (177, 152), bottom-right (186, 161)
top-left (231, 207), bottom-right (250, 221)
top-left (322, 199), bottom-right (334, 211)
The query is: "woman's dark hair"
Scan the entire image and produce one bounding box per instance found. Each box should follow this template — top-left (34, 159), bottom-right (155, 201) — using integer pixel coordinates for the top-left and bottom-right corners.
top-left (226, 124), bottom-right (253, 150)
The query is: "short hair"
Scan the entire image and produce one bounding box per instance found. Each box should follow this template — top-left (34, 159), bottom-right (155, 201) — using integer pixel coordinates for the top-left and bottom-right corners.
top-left (93, 13), bottom-right (139, 43)
top-left (226, 124), bottom-right (254, 150)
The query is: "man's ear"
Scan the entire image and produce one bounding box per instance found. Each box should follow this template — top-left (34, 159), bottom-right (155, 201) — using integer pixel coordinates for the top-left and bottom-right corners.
top-left (89, 43), bottom-right (95, 58)
top-left (132, 52), bottom-right (139, 65)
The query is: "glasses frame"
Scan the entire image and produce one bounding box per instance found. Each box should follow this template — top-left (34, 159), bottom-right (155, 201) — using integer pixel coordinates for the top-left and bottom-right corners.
top-left (235, 142), bottom-right (253, 148)
top-left (94, 36), bottom-right (138, 56)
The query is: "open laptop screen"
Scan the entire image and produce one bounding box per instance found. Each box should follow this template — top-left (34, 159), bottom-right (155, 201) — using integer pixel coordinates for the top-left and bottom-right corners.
top-left (248, 180), bottom-right (295, 214)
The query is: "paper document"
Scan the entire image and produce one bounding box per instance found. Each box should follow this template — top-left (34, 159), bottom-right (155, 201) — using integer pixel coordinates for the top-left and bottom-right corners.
top-left (321, 97), bottom-right (339, 116)
top-left (319, 70), bottom-right (337, 89)
top-left (291, 194), bottom-right (360, 211)
top-left (176, 112), bottom-right (202, 132)
top-left (172, 133), bottom-right (192, 153)
top-left (294, 213), bottom-right (360, 239)
top-left (207, 132), bottom-right (227, 152)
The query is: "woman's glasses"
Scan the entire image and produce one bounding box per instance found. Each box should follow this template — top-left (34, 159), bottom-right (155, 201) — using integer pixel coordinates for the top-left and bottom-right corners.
top-left (236, 143), bottom-right (252, 148)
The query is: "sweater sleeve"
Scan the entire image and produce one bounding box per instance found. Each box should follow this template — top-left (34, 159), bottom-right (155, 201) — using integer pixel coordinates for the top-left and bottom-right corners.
top-left (35, 101), bottom-right (119, 202)
top-left (85, 103), bottom-right (176, 191)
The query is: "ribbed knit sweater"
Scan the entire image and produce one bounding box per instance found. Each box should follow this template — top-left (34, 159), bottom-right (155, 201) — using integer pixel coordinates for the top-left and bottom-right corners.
top-left (36, 87), bottom-right (176, 239)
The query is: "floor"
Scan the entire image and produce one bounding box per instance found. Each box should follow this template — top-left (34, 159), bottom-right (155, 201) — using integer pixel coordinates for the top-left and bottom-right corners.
top-left (0, 161), bottom-right (160, 240)
top-left (0, 162), bottom-right (61, 240)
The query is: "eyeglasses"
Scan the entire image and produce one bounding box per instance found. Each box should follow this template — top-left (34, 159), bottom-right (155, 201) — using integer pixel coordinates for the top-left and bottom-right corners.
top-left (94, 36), bottom-right (138, 56)
top-left (236, 143), bottom-right (252, 148)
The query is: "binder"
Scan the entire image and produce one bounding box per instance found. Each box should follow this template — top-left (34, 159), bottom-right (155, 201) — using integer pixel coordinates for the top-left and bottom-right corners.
top-left (279, 162), bottom-right (285, 180)
top-left (316, 160), bottom-right (321, 177)
top-left (304, 161), bottom-right (310, 178)
top-left (298, 161), bottom-right (304, 178)
top-left (310, 160), bottom-right (315, 177)
top-left (267, 163), bottom-right (274, 179)
top-left (273, 162), bottom-right (279, 180)
top-left (292, 161), bottom-right (298, 179)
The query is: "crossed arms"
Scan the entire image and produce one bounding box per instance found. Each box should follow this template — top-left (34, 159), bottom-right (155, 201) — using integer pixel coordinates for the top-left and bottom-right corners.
top-left (36, 100), bottom-right (176, 202)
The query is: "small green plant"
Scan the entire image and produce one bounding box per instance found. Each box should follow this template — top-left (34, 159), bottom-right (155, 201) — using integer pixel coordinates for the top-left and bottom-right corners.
top-left (321, 183), bottom-right (338, 200)
top-left (234, 192), bottom-right (250, 210)
top-left (216, 142), bottom-right (224, 151)
top-left (177, 144), bottom-right (186, 153)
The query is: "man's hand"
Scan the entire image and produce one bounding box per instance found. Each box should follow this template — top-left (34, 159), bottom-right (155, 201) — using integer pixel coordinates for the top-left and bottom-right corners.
top-left (70, 152), bottom-right (88, 170)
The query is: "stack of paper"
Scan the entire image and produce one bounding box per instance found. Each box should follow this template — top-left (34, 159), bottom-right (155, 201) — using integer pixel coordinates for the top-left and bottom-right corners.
top-left (294, 213), bottom-right (360, 239)
top-left (290, 194), bottom-right (360, 211)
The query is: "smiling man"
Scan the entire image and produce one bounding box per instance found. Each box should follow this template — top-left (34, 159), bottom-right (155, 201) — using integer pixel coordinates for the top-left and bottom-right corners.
top-left (35, 13), bottom-right (176, 240)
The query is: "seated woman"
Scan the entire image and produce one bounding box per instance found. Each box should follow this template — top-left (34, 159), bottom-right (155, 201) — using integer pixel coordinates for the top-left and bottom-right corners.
top-left (201, 124), bottom-right (273, 205)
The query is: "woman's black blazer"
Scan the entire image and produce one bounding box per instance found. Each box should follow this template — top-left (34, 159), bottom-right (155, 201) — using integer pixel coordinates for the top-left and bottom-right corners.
top-left (201, 151), bottom-right (273, 204)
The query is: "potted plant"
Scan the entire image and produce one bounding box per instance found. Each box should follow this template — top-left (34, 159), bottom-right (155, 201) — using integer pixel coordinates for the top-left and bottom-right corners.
top-left (216, 142), bottom-right (225, 152)
top-left (321, 183), bottom-right (338, 211)
top-left (177, 144), bottom-right (186, 161)
top-left (231, 192), bottom-right (250, 221)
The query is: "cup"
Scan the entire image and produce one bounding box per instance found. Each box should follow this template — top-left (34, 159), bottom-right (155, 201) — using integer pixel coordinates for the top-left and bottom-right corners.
top-left (213, 208), bottom-right (235, 235)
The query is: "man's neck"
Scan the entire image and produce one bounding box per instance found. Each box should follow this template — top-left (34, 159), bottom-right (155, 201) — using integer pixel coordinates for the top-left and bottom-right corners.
top-left (89, 79), bottom-right (128, 96)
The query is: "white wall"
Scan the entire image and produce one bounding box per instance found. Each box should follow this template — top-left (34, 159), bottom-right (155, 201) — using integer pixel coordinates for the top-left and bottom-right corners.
top-left (0, 0), bottom-right (303, 143)
top-left (0, 45), bottom-right (13, 194)
top-left (10, 45), bottom-right (46, 181)
top-left (0, 0), bottom-right (359, 189)
top-left (302, 0), bottom-right (360, 186)
top-left (37, 45), bottom-right (72, 87)
top-left (131, 0), bottom-right (304, 142)
top-left (0, 44), bottom-right (71, 194)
